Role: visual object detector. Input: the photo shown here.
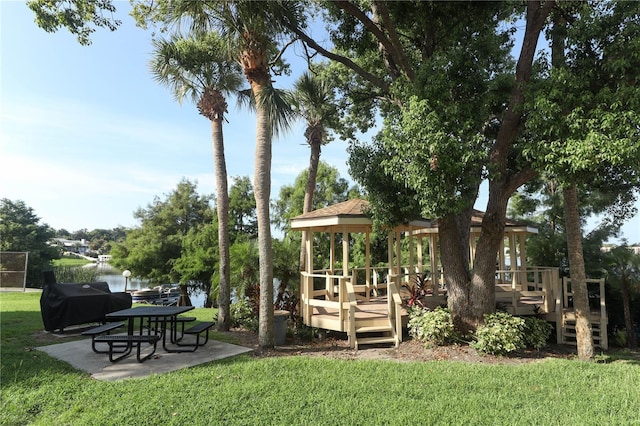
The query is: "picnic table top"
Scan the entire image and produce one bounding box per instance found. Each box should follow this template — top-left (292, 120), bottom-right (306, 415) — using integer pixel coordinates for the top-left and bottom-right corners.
top-left (106, 305), bottom-right (194, 319)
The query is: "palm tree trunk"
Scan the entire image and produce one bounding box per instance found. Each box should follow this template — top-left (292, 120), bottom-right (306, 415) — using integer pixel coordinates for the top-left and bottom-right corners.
top-left (212, 118), bottom-right (231, 331)
top-left (299, 140), bottom-right (321, 271)
top-left (253, 83), bottom-right (275, 348)
top-left (563, 184), bottom-right (594, 360)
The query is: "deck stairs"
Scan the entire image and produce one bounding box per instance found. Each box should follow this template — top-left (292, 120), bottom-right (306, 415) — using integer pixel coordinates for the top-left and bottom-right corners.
top-left (350, 319), bottom-right (398, 350)
top-left (558, 311), bottom-right (608, 349)
top-left (554, 278), bottom-right (608, 350)
top-left (345, 281), bottom-right (403, 350)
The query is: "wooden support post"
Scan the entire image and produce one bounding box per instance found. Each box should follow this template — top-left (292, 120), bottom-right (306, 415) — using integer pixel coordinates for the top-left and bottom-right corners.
top-left (387, 232), bottom-right (394, 277)
top-left (417, 235), bottom-right (423, 272)
top-left (519, 234), bottom-right (528, 289)
top-left (509, 232), bottom-right (518, 290)
top-left (408, 227), bottom-right (415, 276)
top-left (365, 231), bottom-right (371, 301)
top-left (395, 230), bottom-right (402, 277)
top-left (342, 225), bottom-right (349, 277)
top-left (498, 237), bottom-right (506, 283)
top-left (599, 278), bottom-right (608, 350)
top-left (330, 230), bottom-right (335, 275)
top-left (429, 235), bottom-right (438, 294)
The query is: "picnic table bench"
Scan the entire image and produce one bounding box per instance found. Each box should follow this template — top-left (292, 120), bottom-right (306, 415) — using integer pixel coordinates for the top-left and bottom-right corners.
top-left (176, 321), bottom-right (216, 351)
top-left (82, 321), bottom-right (126, 354)
top-left (93, 333), bottom-right (161, 362)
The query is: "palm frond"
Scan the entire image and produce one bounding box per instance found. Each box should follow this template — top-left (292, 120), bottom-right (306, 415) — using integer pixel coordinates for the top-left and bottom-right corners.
top-left (149, 31), bottom-right (244, 108)
top-left (254, 86), bottom-right (296, 138)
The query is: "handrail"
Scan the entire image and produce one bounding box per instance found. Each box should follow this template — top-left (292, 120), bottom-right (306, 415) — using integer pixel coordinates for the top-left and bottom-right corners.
top-left (344, 280), bottom-right (357, 347)
top-left (387, 276), bottom-right (402, 346)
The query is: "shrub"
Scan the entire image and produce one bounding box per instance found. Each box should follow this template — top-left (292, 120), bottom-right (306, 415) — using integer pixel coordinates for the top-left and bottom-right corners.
top-left (472, 312), bottom-right (525, 355)
top-left (613, 328), bottom-right (627, 347)
top-left (294, 321), bottom-right (316, 342)
top-left (522, 317), bottom-right (553, 350)
top-left (53, 266), bottom-right (99, 284)
top-left (230, 298), bottom-right (258, 331)
top-left (408, 306), bottom-right (457, 346)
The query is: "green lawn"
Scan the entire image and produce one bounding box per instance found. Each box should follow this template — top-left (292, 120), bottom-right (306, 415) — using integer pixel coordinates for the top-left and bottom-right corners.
top-left (2, 292), bottom-right (639, 426)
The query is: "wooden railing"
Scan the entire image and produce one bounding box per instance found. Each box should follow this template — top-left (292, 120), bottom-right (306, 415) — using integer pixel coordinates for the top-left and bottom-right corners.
top-left (300, 271), bottom-right (349, 327)
top-left (387, 278), bottom-right (403, 345)
top-left (560, 277), bottom-right (607, 349)
top-left (345, 280), bottom-right (357, 347)
top-left (494, 267), bottom-right (559, 315)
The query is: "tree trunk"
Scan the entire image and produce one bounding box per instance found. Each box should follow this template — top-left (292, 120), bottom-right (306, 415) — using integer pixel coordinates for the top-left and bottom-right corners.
top-left (439, 213), bottom-right (475, 334)
top-left (563, 184), bottom-right (594, 360)
top-left (466, 0), bottom-right (554, 326)
top-left (621, 271), bottom-right (638, 349)
top-left (471, 200), bottom-right (508, 319)
top-left (178, 284), bottom-right (192, 307)
top-left (299, 140), bottom-right (322, 271)
top-left (252, 82), bottom-right (275, 348)
top-left (212, 118), bottom-right (231, 331)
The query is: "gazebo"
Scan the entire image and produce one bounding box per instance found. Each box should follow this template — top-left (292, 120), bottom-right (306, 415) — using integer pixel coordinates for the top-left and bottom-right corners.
top-left (290, 199), bottom-right (608, 349)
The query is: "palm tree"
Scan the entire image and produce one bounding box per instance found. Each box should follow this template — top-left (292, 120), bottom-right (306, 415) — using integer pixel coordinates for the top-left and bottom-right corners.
top-left (563, 184), bottom-right (594, 359)
top-left (159, 0), bottom-right (301, 347)
top-left (293, 72), bottom-right (338, 271)
top-left (149, 32), bottom-right (243, 331)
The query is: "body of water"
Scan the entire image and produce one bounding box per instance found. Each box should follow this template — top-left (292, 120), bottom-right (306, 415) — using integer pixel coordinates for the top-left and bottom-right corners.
top-left (92, 263), bottom-right (207, 308)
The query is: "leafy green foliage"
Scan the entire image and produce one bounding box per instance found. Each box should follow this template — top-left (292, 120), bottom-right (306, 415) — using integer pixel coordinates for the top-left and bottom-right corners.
top-left (472, 312), bottom-right (525, 355)
top-left (273, 162), bottom-right (361, 270)
top-left (110, 179), bottom-right (213, 284)
top-left (173, 221), bottom-right (218, 307)
top-left (229, 240), bottom-right (259, 299)
top-left (273, 161), bottom-right (357, 232)
top-left (51, 265), bottom-right (99, 284)
top-left (408, 306), bottom-right (458, 347)
top-left (27, 0), bottom-right (121, 45)
top-left (0, 199), bottom-right (59, 287)
top-left (524, 2), bottom-right (640, 201)
top-left (508, 179), bottom-right (618, 277)
top-left (522, 317), bottom-right (553, 350)
top-left (230, 298), bottom-right (258, 331)
top-left (228, 176), bottom-right (257, 242)
top-left (273, 236), bottom-right (300, 314)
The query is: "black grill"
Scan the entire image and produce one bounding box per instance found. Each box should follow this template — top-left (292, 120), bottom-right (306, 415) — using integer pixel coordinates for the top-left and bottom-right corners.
top-left (40, 281), bottom-right (132, 332)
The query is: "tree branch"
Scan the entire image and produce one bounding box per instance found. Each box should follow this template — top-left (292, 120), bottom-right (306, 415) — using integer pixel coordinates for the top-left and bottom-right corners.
top-left (371, 1), bottom-right (415, 81)
top-left (491, 0), bottom-right (555, 166)
top-left (270, 37), bottom-right (297, 67)
top-left (284, 24), bottom-right (390, 91)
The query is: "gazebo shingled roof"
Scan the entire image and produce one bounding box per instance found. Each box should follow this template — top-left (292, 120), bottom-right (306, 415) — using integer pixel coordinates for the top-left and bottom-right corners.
top-left (290, 199), bottom-right (536, 234)
top-left (415, 209), bottom-right (538, 235)
top-left (290, 199), bottom-right (432, 231)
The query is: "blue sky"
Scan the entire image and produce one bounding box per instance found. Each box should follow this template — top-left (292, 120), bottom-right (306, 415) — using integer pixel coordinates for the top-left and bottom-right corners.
top-left (1, 1), bottom-right (352, 232)
top-left (1, 2), bottom-right (638, 244)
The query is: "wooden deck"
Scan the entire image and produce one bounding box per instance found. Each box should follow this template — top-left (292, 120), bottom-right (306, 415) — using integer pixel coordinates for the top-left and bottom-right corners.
top-left (310, 297), bottom-right (408, 330)
top-left (300, 268), bottom-right (608, 350)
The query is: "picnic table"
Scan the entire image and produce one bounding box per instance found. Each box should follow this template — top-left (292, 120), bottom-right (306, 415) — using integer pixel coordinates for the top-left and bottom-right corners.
top-left (84, 306), bottom-right (214, 362)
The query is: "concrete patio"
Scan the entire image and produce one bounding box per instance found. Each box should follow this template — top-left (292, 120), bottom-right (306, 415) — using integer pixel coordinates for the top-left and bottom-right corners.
top-left (37, 333), bottom-right (253, 382)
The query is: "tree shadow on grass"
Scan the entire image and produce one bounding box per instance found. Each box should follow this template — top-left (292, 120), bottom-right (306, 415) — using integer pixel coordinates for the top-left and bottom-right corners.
top-left (1, 311), bottom-right (89, 387)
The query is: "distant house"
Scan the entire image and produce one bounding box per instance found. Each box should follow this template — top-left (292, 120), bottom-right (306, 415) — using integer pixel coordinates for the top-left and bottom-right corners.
top-left (50, 238), bottom-right (90, 255)
top-left (97, 254), bottom-right (112, 263)
top-left (601, 245), bottom-right (640, 255)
